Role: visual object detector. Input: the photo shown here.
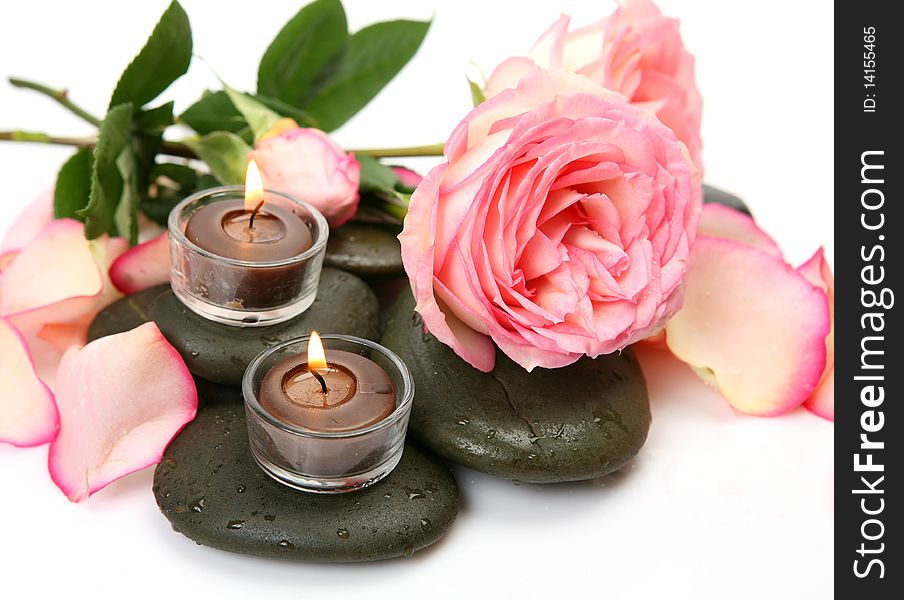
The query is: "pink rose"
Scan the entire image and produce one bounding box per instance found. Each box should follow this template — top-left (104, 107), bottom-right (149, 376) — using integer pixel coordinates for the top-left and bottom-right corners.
top-left (399, 69), bottom-right (701, 372)
top-left (486, 0), bottom-right (703, 171)
top-left (249, 128), bottom-right (361, 228)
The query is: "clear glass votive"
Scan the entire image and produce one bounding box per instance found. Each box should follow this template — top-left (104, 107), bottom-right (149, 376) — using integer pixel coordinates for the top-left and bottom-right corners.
top-left (243, 334), bottom-right (415, 493)
top-left (168, 186), bottom-right (329, 327)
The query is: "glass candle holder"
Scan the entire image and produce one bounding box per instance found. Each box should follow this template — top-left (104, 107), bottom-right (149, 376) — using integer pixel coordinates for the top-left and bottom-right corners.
top-left (243, 334), bottom-right (414, 493)
top-left (168, 186), bottom-right (329, 327)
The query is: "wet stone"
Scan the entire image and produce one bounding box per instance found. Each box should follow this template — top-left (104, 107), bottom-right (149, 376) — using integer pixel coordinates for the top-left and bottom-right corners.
top-left (703, 184), bottom-right (752, 216)
top-left (86, 284), bottom-right (169, 342)
top-left (324, 223), bottom-right (405, 279)
top-left (153, 404), bottom-right (459, 562)
top-left (147, 268), bottom-right (380, 386)
top-left (381, 289), bottom-right (652, 483)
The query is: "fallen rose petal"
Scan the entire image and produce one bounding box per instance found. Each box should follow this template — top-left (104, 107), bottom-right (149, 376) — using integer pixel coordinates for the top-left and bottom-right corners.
top-left (0, 317), bottom-right (58, 446)
top-left (798, 247), bottom-right (834, 421)
top-left (0, 219), bottom-right (127, 338)
top-left (0, 249), bottom-right (17, 274)
top-left (48, 322), bottom-right (197, 502)
top-left (666, 237), bottom-right (830, 416)
top-left (0, 188), bottom-right (53, 253)
top-left (697, 204), bottom-right (782, 257)
top-left (109, 232), bottom-right (170, 294)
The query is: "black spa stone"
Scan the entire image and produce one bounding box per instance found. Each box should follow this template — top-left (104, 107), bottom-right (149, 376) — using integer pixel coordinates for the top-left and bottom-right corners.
top-left (323, 223), bottom-right (405, 278)
top-left (153, 403), bottom-right (459, 562)
top-left (86, 284), bottom-right (169, 342)
top-left (147, 268), bottom-right (380, 386)
top-left (381, 289), bottom-right (651, 483)
top-left (703, 183), bottom-right (752, 216)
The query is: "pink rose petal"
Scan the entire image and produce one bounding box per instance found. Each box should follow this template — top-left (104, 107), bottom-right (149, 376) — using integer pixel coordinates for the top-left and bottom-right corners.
top-left (0, 317), bottom-right (58, 446)
top-left (0, 219), bottom-right (127, 338)
top-left (797, 248), bottom-right (834, 420)
top-left (48, 322), bottom-right (197, 502)
top-left (0, 188), bottom-right (53, 253)
top-left (666, 237), bottom-right (830, 416)
top-left (109, 232), bottom-right (171, 294)
top-left (697, 204), bottom-right (782, 257)
top-left (391, 166), bottom-right (424, 190)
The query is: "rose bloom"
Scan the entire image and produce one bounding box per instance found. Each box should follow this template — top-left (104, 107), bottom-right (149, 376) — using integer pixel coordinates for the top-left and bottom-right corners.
top-left (486, 0), bottom-right (703, 171)
top-left (400, 69), bottom-right (701, 372)
top-left (249, 127), bottom-right (361, 227)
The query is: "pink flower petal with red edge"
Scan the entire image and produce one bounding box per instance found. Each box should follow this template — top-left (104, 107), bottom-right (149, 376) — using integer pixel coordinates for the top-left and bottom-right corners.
top-left (109, 232), bottom-right (170, 294)
top-left (666, 237), bottom-right (830, 416)
top-left (48, 322), bottom-right (197, 502)
top-left (697, 204), bottom-right (782, 257)
top-left (0, 188), bottom-right (53, 253)
top-left (391, 166), bottom-right (423, 190)
top-left (1, 219), bottom-right (127, 337)
top-left (797, 247), bottom-right (834, 421)
top-left (0, 317), bottom-right (58, 446)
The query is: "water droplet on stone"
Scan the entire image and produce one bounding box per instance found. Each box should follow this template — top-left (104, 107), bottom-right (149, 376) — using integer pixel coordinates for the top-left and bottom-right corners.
top-left (337, 527), bottom-right (350, 539)
top-left (419, 518), bottom-right (432, 532)
top-left (191, 498), bottom-right (205, 513)
top-left (486, 429), bottom-right (497, 440)
top-left (404, 487), bottom-right (425, 500)
top-left (227, 520), bottom-right (245, 529)
top-left (403, 546), bottom-right (415, 558)
top-left (277, 540), bottom-right (294, 550)
top-left (236, 485), bottom-right (246, 493)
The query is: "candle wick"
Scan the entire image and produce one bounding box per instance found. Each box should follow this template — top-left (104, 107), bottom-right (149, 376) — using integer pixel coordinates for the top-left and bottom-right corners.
top-left (248, 199), bottom-right (265, 229)
top-left (311, 370), bottom-right (328, 395)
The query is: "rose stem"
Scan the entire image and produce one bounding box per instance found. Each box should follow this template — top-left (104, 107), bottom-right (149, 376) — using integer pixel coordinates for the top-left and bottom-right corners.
top-left (0, 132), bottom-right (445, 159)
top-left (8, 77), bottom-right (102, 127)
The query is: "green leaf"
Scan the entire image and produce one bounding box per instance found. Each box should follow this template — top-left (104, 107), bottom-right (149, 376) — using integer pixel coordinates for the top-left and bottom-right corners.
top-left (357, 154), bottom-right (401, 195)
top-left (109, 1), bottom-right (192, 109)
top-left (140, 163), bottom-right (198, 225)
top-left (113, 148), bottom-right (141, 245)
top-left (255, 94), bottom-right (317, 127)
top-left (179, 90), bottom-right (249, 137)
top-left (79, 103), bottom-right (135, 239)
top-left (257, 0), bottom-right (348, 107)
top-left (152, 162), bottom-right (198, 189)
top-left (183, 131), bottom-right (250, 185)
top-left (195, 174), bottom-right (220, 191)
top-left (223, 86), bottom-right (281, 142)
top-left (303, 19), bottom-right (430, 131)
top-left (134, 101), bottom-right (174, 134)
top-left (468, 76), bottom-right (486, 107)
top-left (54, 148), bottom-right (93, 220)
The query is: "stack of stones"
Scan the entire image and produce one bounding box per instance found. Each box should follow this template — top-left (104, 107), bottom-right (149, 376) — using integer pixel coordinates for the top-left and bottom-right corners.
top-left (88, 187), bottom-right (746, 562)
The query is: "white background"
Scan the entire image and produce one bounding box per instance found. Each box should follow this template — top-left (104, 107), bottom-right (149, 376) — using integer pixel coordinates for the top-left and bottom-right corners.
top-left (0, 1), bottom-right (833, 598)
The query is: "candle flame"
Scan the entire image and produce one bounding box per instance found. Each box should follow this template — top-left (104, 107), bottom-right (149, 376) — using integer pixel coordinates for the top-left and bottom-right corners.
top-left (308, 331), bottom-right (328, 372)
top-left (244, 159), bottom-right (265, 210)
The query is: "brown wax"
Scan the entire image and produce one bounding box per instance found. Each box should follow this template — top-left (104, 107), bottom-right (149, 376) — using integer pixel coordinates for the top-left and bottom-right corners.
top-left (184, 199), bottom-right (312, 261)
top-left (182, 199), bottom-right (314, 309)
top-left (259, 349), bottom-right (396, 433)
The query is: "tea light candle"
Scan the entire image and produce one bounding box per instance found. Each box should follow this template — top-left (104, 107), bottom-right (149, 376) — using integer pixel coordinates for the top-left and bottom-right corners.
top-left (168, 161), bottom-right (329, 327)
top-left (243, 333), bottom-right (414, 493)
top-left (259, 332), bottom-right (396, 432)
top-left (184, 161), bottom-right (312, 262)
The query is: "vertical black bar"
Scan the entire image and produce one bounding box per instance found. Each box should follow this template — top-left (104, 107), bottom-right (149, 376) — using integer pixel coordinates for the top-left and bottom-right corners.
top-left (836, 3), bottom-right (901, 596)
